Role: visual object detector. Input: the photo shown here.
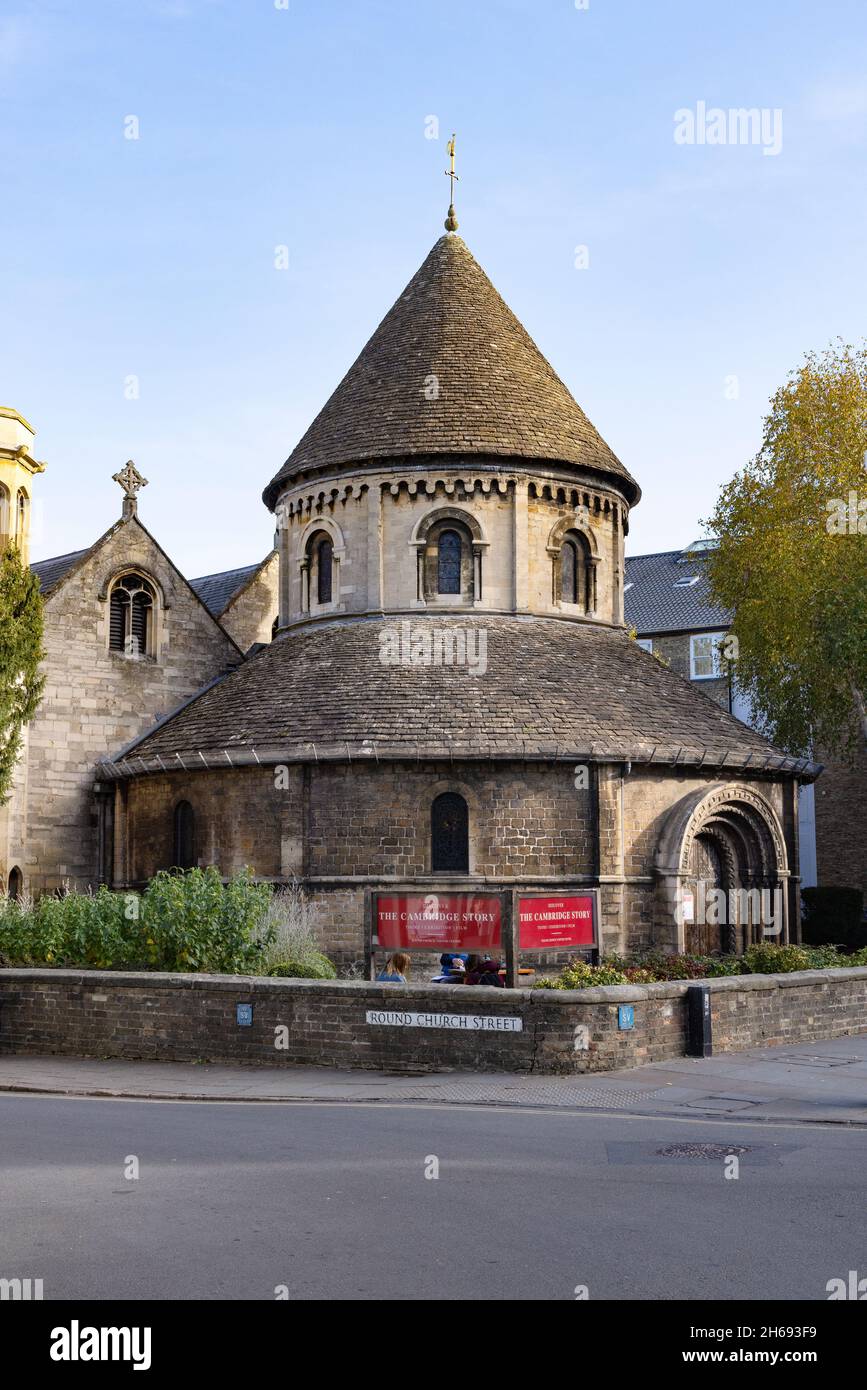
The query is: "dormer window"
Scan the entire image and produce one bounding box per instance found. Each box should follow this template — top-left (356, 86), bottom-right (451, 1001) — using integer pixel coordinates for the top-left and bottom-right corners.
top-left (109, 573), bottom-right (156, 658)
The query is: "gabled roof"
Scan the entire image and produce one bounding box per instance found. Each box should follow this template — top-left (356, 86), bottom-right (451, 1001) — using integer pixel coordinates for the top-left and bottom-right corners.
top-left (189, 562), bottom-right (265, 618)
top-left (263, 234), bottom-right (640, 509)
top-left (29, 521), bottom-right (245, 661)
top-left (114, 614), bottom-right (815, 779)
top-left (625, 549), bottom-right (731, 635)
top-left (31, 549), bottom-right (90, 594)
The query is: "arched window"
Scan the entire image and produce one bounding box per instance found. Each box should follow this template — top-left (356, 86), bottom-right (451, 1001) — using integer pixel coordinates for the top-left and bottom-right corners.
top-left (7, 866), bottom-right (23, 901)
top-left (317, 536), bottom-right (333, 605)
top-left (431, 792), bottom-right (469, 873)
top-left (561, 539), bottom-right (578, 604)
top-left (109, 573), bottom-right (156, 657)
top-left (0, 485), bottom-right (9, 545)
top-left (15, 489), bottom-right (29, 543)
top-left (559, 532), bottom-right (591, 612)
top-left (437, 529), bottom-right (462, 595)
top-left (172, 801), bottom-right (195, 870)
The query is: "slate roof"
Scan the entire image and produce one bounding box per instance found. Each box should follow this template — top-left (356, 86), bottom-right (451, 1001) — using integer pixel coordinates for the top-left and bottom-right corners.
top-left (33, 547), bottom-right (270, 623)
top-left (189, 563), bottom-right (262, 618)
top-left (263, 235), bottom-right (640, 509)
top-left (114, 615), bottom-right (813, 778)
top-left (625, 549), bottom-right (732, 635)
top-left (31, 549), bottom-right (89, 594)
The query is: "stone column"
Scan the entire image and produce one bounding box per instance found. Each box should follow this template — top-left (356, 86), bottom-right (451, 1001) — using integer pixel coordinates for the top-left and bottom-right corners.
top-left (512, 479), bottom-right (529, 612)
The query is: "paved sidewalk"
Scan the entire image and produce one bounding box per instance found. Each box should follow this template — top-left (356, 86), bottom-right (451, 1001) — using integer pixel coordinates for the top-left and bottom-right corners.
top-left (0, 1033), bottom-right (865, 1124)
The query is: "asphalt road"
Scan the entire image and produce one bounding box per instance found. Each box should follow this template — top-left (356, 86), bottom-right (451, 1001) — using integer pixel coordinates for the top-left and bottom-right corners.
top-left (1, 1095), bottom-right (864, 1301)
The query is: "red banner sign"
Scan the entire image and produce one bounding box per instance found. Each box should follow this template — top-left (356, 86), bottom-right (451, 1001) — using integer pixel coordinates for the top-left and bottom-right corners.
top-left (518, 894), bottom-right (596, 950)
top-left (376, 893), bottom-right (502, 950)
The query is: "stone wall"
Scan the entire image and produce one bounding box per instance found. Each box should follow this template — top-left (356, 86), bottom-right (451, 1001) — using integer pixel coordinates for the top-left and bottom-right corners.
top-left (1, 966), bottom-right (864, 1075)
top-left (118, 760), bottom-right (796, 962)
top-left (9, 516), bottom-right (242, 896)
top-left (814, 743), bottom-right (867, 902)
top-left (276, 464), bottom-right (627, 628)
top-left (121, 759), bottom-right (598, 962)
top-left (218, 552), bottom-right (279, 653)
top-left (122, 760), bottom-right (596, 883)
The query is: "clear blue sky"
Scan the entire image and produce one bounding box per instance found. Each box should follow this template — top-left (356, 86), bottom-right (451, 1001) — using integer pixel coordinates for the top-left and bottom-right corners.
top-left (4, 0), bottom-right (866, 577)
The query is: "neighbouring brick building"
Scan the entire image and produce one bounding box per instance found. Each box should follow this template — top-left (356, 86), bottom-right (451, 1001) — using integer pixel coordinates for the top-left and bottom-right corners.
top-left (625, 544), bottom-right (867, 905)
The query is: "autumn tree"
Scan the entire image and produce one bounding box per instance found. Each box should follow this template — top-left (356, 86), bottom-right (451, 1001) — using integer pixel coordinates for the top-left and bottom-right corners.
top-left (0, 543), bottom-right (44, 804)
top-left (706, 342), bottom-right (867, 761)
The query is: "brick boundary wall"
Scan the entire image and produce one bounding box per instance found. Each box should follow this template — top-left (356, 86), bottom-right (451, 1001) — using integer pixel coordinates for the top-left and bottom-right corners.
top-left (1, 967), bottom-right (865, 1074)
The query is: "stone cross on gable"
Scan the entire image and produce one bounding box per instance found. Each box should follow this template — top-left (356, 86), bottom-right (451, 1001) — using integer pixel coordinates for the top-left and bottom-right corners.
top-left (112, 460), bottom-right (148, 519)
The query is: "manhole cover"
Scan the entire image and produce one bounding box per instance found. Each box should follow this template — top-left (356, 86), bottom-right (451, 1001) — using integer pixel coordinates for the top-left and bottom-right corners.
top-left (656, 1142), bottom-right (752, 1159)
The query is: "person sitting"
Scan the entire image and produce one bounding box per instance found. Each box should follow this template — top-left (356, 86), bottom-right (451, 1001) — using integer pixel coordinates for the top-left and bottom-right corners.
top-left (432, 952), bottom-right (467, 983)
top-left (464, 956), bottom-right (505, 987)
top-left (377, 952), bottom-right (411, 984)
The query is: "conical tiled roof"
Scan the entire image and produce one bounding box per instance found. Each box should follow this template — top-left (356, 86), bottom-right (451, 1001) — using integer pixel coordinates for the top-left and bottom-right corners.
top-left (263, 235), bottom-right (640, 509)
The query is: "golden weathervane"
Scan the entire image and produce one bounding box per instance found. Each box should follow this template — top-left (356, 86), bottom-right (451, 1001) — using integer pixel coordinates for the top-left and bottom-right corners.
top-left (444, 133), bottom-right (459, 232)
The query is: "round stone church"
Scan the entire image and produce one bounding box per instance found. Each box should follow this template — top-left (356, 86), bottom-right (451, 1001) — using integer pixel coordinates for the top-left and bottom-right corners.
top-left (114, 230), bottom-right (812, 966)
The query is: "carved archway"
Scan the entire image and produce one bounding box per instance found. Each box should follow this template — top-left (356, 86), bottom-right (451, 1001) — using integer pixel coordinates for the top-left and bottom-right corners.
top-left (655, 783), bottom-right (790, 954)
top-left (410, 506), bottom-right (489, 605)
top-left (546, 514), bottom-right (599, 614)
top-left (296, 516), bottom-right (346, 615)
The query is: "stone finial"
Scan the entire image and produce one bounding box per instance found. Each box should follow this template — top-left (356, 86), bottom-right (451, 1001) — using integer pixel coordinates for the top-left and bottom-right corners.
top-left (112, 460), bottom-right (148, 519)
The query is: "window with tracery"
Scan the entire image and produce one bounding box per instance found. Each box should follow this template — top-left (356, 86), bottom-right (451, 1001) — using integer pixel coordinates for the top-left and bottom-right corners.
top-left (109, 573), bottom-right (156, 657)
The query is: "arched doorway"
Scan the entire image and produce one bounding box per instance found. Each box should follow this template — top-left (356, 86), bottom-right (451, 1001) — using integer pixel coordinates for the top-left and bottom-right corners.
top-left (685, 832), bottom-right (726, 955)
top-left (656, 784), bottom-right (790, 955)
top-left (7, 866), bottom-right (23, 901)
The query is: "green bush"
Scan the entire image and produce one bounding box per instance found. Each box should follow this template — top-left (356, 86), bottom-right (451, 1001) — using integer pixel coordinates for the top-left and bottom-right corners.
top-left (536, 959), bottom-right (630, 990)
top-left (742, 942), bottom-right (811, 974)
top-left (628, 951), bottom-right (714, 981)
top-left (0, 885), bottom-right (142, 969)
top-left (801, 944), bottom-right (849, 970)
top-left (267, 953), bottom-right (336, 979)
top-left (140, 867), bottom-right (271, 973)
top-left (534, 938), bottom-right (867, 991)
top-left (703, 956), bottom-right (745, 977)
top-left (0, 869), bottom-right (273, 974)
top-left (254, 883), bottom-right (337, 979)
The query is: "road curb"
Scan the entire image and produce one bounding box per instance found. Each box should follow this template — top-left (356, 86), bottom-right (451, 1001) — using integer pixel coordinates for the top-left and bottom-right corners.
top-left (2, 1081), bottom-right (866, 1127)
